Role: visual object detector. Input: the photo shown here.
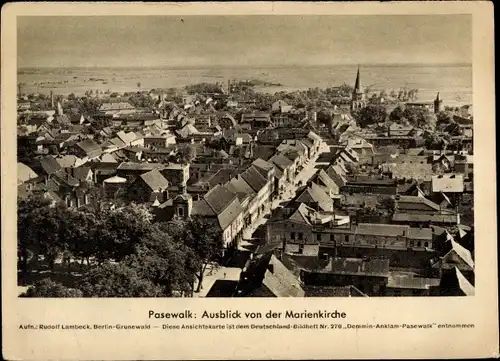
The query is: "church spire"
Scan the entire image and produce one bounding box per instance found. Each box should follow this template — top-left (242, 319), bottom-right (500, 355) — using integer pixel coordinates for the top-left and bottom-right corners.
top-left (354, 65), bottom-right (362, 93)
top-left (436, 92), bottom-right (440, 101)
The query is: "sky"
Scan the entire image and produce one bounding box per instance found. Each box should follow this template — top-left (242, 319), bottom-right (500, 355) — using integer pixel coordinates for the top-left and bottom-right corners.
top-left (17, 15), bottom-right (472, 68)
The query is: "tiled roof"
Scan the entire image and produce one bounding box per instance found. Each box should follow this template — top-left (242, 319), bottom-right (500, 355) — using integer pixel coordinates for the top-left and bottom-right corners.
top-left (453, 267), bottom-right (475, 295)
top-left (191, 199), bottom-right (217, 216)
top-left (69, 167), bottom-right (92, 182)
top-left (441, 240), bottom-right (475, 270)
top-left (216, 197), bottom-right (243, 231)
top-left (392, 212), bottom-right (458, 224)
top-left (76, 139), bottom-right (102, 157)
top-left (40, 155), bottom-right (62, 175)
top-left (328, 257), bottom-right (390, 277)
top-left (54, 155), bottom-right (78, 168)
top-left (395, 195), bottom-right (440, 212)
top-left (226, 176), bottom-right (256, 198)
top-left (269, 153), bottom-right (293, 171)
top-left (204, 184), bottom-right (238, 215)
top-left (117, 162), bottom-right (164, 171)
top-left (407, 227), bottom-right (433, 240)
top-left (240, 166), bottom-right (268, 193)
top-left (139, 169), bottom-right (169, 191)
top-left (314, 169), bottom-right (339, 192)
top-left (356, 223), bottom-right (409, 237)
top-left (387, 273), bottom-right (440, 290)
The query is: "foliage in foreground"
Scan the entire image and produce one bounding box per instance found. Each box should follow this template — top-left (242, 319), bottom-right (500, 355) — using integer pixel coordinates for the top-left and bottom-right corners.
top-left (19, 196), bottom-right (223, 297)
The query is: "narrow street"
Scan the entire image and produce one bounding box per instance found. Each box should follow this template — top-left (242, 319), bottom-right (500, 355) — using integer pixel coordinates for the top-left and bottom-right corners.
top-left (193, 141), bottom-right (330, 297)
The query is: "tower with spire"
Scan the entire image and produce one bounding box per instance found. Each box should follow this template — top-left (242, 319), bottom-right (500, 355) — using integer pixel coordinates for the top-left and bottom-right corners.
top-left (351, 65), bottom-right (366, 111)
top-left (434, 92), bottom-right (442, 114)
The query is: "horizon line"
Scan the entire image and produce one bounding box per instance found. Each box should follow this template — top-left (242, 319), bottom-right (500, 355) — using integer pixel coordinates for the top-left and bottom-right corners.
top-left (18, 62), bottom-right (472, 70)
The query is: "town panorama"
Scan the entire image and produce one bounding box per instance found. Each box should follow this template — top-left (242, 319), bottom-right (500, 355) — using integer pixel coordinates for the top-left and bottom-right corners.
top-left (17, 17), bottom-right (474, 298)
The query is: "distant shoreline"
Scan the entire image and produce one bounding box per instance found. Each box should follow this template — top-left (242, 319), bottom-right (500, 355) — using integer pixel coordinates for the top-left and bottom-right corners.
top-left (18, 63), bottom-right (473, 71)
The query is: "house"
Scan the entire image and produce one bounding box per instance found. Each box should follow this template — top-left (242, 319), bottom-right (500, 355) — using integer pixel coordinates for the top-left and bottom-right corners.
top-left (294, 182), bottom-right (334, 212)
top-left (74, 139), bottom-right (102, 159)
top-left (305, 131), bottom-right (323, 157)
top-left (191, 184), bottom-right (244, 250)
top-left (252, 158), bottom-right (284, 198)
top-left (99, 102), bottom-right (136, 114)
top-left (431, 174), bottom-right (464, 204)
top-left (276, 139), bottom-right (308, 165)
top-left (67, 167), bottom-right (94, 183)
top-left (176, 124), bottom-right (199, 139)
top-left (39, 155), bottom-right (63, 176)
top-left (69, 114), bottom-right (85, 125)
top-left (341, 177), bottom-right (398, 195)
top-left (128, 168), bottom-right (169, 203)
top-left (144, 135), bottom-right (176, 148)
top-left (394, 195), bottom-right (441, 213)
top-left (439, 267), bottom-right (474, 296)
top-left (300, 257), bottom-right (390, 296)
top-left (432, 239), bottom-right (474, 284)
top-left (392, 212), bottom-right (460, 227)
top-left (268, 217), bottom-right (437, 269)
top-left (269, 153), bottom-right (295, 182)
top-left (388, 123), bottom-right (414, 137)
top-left (385, 273), bottom-right (440, 296)
top-left (311, 169), bottom-right (340, 195)
top-left (236, 253), bottom-right (305, 297)
top-left (116, 162), bottom-right (166, 182)
top-left (241, 112), bottom-right (272, 128)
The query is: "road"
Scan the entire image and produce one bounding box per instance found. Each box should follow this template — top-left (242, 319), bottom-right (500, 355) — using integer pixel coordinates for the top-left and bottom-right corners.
top-left (193, 141), bottom-right (330, 297)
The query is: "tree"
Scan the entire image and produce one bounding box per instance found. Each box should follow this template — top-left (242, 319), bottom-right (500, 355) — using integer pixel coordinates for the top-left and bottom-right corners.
top-left (344, 162), bottom-right (361, 175)
top-left (18, 197), bottom-right (69, 270)
top-left (125, 224), bottom-right (197, 296)
top-left (80, 262), bottom-right (162, 297)
top-left (437, 111), bottom-right (455, 125)
top-left (79, 97), bottom-right (102, 114)
top-left (379, 196), bottom-right (396, 214)
top-left (177, 145), bottom-right (197, 164)
top-left (182, 217), bottom-right (224, 292)
top-left (389, 106), bottom-right (404, 122)
top-left (18, 196), bottom-right (53, 273)
top-left (352, 105), bottom-right (387, 128)
top-left (317, 109), bottom-right (333, 127)
top-left (104, 204), bottom-right (154, 261)
top-left (21, 279), bottom-right (83, 297)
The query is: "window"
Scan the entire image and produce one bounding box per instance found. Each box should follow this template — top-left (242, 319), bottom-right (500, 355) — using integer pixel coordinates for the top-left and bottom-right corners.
top-left (409, 241), bottom-right (414, 247)
top-left (178, 207), bottom-right (184, 216)
top-left (330, 234), bottom-right (335, 242)
top-left (290, 232), bottom-right (296, 240)
top-left (417, 241), bottom-right (422, 247)
top-left (424, 242), bottom-right (429, 248)
top-left (345, 235), bottom-right (349, 243)
top-left (298, 232), bottom-right (303, 240)
top-left (316, 234), bottom-right (321, 242)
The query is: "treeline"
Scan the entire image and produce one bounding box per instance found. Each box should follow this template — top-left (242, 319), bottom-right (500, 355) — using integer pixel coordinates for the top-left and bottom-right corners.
top-left (18, 196), bottom-right (224, 297)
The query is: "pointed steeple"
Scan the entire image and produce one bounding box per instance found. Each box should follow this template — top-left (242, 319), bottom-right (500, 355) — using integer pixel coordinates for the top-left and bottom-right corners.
top-left (354, 65), bottom-right (362, 93)
top-left (436, 92), bottom-right (440, 101)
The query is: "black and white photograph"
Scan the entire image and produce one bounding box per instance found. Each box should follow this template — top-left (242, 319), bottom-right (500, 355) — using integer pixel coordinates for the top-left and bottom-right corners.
top-left (16, 14), bottom-right (476, 298)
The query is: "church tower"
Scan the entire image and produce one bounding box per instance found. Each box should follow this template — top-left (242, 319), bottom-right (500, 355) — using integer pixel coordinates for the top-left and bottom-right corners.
top-left (434, 92), bottom-right (442, 114)
top-left (351, 66), bottom-right (366, 111)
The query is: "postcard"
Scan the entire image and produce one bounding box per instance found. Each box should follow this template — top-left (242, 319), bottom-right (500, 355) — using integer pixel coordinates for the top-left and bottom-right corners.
top-left (2, 2), bottom-right (498, 359)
